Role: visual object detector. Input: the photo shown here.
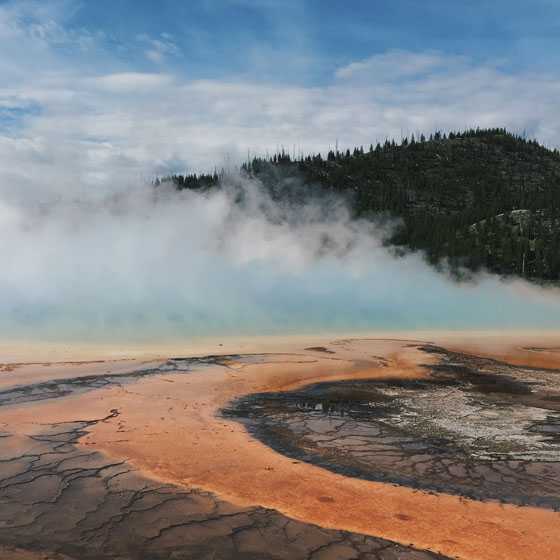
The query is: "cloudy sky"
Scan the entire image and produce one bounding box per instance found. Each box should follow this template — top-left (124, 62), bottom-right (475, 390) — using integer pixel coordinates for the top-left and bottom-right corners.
top-left (1, 0), bottom-right (560, 195)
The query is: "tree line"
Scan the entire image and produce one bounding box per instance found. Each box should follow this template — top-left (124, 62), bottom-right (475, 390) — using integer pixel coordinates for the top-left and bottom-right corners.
top-left (158, 128), bottom-right (560, 283)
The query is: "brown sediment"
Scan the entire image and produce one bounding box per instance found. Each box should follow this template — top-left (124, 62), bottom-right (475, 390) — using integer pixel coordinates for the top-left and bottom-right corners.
top-left (0, 547), bottom-right (72, 560)
top-left (3, 406), bottom-right (438, 559)
top-left (451, 347), bottom-right (560, 370)
top-left (304, 346), bottom-right (336, 354)
top-left (0, 358), bottom-right (164, 392)
top-left (440, 332), bottom-right (560, 371)
top-left (228, 345), bottom-right (560, 508)
top-left (0, 345), bottom-right (449, 560)
top-left (1, 338), bottom-right (559, 560)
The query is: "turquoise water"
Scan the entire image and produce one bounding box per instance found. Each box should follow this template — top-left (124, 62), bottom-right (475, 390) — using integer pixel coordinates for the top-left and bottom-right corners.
top-left (3, 251), bottom-right (559, 342)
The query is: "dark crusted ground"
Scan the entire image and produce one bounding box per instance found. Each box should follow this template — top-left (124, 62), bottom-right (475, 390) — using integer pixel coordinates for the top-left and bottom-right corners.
top-left (0, 355), bottom-right (448, 560)
top-left (225, 345), bottom-right (560, 510)
top-left (0, 355), bottom-right (243, 408)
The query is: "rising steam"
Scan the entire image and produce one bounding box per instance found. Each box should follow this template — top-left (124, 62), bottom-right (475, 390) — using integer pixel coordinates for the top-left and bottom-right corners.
top-left (1, 172), bottom-right (559, 342)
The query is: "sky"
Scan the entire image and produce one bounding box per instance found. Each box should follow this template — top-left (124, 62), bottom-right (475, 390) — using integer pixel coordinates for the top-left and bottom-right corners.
top-left (2, 0), bottom-right (560, 187)
top-left (2, 0), bottom-right (560, 341)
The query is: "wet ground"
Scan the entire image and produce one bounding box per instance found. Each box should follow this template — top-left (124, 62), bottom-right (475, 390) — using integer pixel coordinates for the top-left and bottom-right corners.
top-left (226, 344), bottom-right (560, 510)
top-left (0, 353), bottom-right (447, 560)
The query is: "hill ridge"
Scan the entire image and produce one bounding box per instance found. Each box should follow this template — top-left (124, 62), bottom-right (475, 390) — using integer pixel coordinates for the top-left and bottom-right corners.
top-left (160, 128), bottom-right (560, 283)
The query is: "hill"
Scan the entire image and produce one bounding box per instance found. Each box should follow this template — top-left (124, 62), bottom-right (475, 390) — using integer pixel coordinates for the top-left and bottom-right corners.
top-left (160, 128), bottom-right (560, 283)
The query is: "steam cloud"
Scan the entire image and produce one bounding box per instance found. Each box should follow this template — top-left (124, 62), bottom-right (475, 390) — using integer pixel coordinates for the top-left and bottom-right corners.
top-left (1, 172), bottom-right (559, 343)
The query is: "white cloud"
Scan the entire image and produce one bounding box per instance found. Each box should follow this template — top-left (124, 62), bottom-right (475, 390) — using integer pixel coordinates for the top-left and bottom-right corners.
top-left (0, 2), bottom-right (559, 203)
top-left (90, 72), bottom-right (175, 92)
top-left (139, 32), bottom-right (181, 64)
top-left (335, 50), bottom-right (467, 81)
top-left (0, 0), bottom-right (100, 49)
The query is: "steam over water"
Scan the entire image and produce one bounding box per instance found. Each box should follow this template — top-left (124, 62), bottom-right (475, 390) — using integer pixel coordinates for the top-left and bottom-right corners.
top-left (1, 174), bottom-right (559, 342)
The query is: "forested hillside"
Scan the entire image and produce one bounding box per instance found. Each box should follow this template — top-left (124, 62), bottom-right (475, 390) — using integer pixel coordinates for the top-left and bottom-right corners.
top-left (160, 129), bottom-right (560, 283)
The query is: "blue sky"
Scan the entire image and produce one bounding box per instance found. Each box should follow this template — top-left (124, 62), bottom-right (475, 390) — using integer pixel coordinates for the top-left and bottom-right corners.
top-left (22, 0), bottom-right (560, 84)
top-left (16, 0), bottom-right (560, 83)
top-left (0, 0), bottom-right (560, 92)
